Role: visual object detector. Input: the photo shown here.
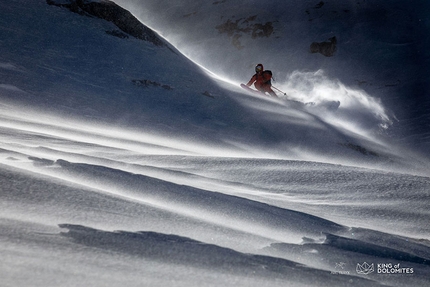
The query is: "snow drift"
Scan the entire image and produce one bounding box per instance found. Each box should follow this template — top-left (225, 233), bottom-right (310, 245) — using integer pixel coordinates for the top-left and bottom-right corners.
top-left (0, 1), bottom-right (429, 287)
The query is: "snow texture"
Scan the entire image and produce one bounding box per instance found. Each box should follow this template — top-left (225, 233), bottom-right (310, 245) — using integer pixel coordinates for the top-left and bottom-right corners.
top-left (0, 0), bottom-right (429, 286)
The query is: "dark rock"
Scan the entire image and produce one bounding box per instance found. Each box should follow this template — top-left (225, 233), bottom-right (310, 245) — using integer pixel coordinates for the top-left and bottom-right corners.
top-left (132, 79), bottom-right (173, 90)
top-left (202, 91), bottom-right (215, 98)
top-left (215, 16), bottom-right (274, 49)
top-left (310, 36), bottom-right (337, 57)
top-left (314, 1), bottom-right (325, 9)
top-left (47, 0), bottom-right (165, 47)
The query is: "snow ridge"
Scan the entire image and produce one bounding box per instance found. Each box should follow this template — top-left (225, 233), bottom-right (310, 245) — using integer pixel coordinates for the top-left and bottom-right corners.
top-left (0, 1), bottom-right (429, 287)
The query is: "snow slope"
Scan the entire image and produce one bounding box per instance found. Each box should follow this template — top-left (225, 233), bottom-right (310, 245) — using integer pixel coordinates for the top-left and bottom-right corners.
top-left (0, 1), bottom-right (429, 286)
top-left (114, 0), bottom-right (430, 157)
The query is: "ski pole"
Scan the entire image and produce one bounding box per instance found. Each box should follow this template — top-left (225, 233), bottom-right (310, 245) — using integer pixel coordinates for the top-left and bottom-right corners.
top-left (272, 86), bottom-right (287, 96)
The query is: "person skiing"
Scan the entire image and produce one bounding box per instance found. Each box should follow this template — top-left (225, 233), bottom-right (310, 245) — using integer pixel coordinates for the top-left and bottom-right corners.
top-left (246, 63), bottom-right (277, 97)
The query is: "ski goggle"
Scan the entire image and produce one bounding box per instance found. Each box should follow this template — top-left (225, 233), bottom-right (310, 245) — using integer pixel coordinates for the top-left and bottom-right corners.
top-left (255, 65), bottom-right (263, 72)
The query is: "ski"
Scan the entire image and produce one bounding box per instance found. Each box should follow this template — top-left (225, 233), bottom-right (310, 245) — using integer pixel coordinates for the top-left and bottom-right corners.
top-left (240, 83), bottom-right (266, 96)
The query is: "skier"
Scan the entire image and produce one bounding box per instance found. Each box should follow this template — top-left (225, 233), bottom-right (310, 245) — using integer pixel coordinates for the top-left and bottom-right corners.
top-left (246, 63), bottom-right (276, 97)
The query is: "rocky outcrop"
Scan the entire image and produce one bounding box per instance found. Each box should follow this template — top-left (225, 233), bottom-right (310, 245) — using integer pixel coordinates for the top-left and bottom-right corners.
top-left (215, 15), bottom-right (274, 49)
top-left (310, 36), bottom-right (337, 57)
top-left (46, 0), bottom-right (165, 47)
top-left (132, 79), bottom-right (173, 90)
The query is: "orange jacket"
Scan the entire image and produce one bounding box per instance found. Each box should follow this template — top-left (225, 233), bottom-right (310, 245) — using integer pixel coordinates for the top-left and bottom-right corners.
top-left (247, 71), bottom-right (275, 96)
top-left (247, 71), bottom-right (271, 86)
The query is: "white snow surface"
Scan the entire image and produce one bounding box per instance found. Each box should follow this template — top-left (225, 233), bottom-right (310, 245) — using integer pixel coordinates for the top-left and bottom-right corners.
top-left (0, 0), bottom-right (429, 286)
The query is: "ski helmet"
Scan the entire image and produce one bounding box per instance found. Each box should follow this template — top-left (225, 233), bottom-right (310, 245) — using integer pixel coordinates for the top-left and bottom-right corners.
top-left (255, 63), bottom-right (263, 73)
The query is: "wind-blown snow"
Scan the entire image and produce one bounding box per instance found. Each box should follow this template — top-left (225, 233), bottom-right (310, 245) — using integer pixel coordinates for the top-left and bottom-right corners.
top-left (0, 0), bottom-right (429, 286)
top-left (114, 0), bottom-right (430, 156)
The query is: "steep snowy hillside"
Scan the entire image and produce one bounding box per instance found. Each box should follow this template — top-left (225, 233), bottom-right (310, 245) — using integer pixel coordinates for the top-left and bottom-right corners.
top-left (0, 1), bottom-right (429, 287)
top-left (114, 0), bottom-right (430, 157)
top-left (0, 0), bottom-right (427, 173)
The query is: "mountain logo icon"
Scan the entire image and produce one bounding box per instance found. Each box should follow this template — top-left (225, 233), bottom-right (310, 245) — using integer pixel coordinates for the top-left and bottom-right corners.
top-left (356, 262), bottom-right (375, 275)
top-left (335, 262), bottom-right (346, 269)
